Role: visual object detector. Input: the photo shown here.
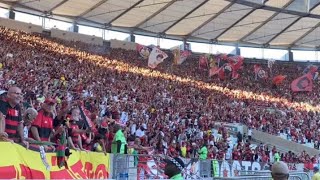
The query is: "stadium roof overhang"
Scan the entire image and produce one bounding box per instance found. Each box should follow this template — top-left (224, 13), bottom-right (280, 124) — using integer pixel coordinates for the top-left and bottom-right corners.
top-left (2, 0), bottom-right (320, 51)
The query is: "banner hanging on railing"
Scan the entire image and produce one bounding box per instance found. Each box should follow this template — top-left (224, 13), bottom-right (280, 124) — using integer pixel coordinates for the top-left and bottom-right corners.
top-left (135, 156), bottom-right (312, 179)
top-left (212, 160), bottom-right (270, 177)
top-left (136, 156), bottom-right (200, 179)
top-left (0, 142), bottom-right (110, 179)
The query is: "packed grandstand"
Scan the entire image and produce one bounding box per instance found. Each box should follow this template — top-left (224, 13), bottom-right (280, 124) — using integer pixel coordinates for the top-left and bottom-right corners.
top-left (0, 24), bottom-right (317, 179)
top-left (1, 1), bottom-right (320, 180)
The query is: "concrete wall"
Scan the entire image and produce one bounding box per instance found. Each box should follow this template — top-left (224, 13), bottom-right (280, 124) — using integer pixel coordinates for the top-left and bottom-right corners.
top-left (252, 129), bottom-right (320, 156)
top-left (110, 39), bottom-right (136, 50)
top-left (51, 28), bottom-right (103, 45)
top-left (0, 17), bottom-right (43, 33)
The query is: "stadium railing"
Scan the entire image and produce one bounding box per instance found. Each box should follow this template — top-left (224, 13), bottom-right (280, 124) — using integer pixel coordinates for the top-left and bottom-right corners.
top-left (111, 154), bottom-right (311, 180)
top-left (239, 170), bottom-right (310, 180)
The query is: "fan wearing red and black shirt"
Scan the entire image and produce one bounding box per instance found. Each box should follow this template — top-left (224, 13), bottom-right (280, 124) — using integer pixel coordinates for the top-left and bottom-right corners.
top-left (232, 148), bottom-right (241, 160)
top-left (67, 107), bottom-right (90, 151)
top-left (0, 87), bottom-right (27, 147)
top-left (30, 98), bottom-right (55, 150)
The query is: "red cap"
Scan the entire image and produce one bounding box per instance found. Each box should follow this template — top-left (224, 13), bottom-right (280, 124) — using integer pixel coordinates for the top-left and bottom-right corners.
top-left (101, 121), bottom-right (108, 128)
top-left (66, 114), bottom-right (71, 120)
top-left (44, 98), bottom-right (56, 105)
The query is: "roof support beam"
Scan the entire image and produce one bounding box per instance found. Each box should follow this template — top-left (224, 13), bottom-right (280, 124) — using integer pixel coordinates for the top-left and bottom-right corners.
top-left (239, 0), bottom-right (295, 42)
top-left (225, 0), bottom-right (320, 19)
top-left (9, 2), bottom-right (42, 13)
top-left (264, 1), bottom-right (320, 46)
top-left (161, 0), bottom-right (209, 34)
top-left (107, 0), bottom-right (144, 25)
top-left (185, 1), bottom-right (236, 38)
top-left (213, 8), bottom-right (257, 41)
top-left (77, 0), bottom-right (110, 18)
top-left (47, 0), bottom-right (70, 13)
top-left (78, 17), bottom-right (107, 26)
top-left (134, 0), bottom-right (178, 28)
top-left (10, 0), bottom-right (24, 8)
top-left (289, 21), bottom-right (320, 47)
top-left (263, 18), bottom-right (302, 46)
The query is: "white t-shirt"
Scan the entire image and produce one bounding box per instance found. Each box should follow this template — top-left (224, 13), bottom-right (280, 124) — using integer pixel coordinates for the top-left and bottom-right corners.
top-left (135, 129), bottom-right (145, 138)
top-left (120, 112), bottom-right (128, 124)
top-left (67, 92), bottom-right (73, 102)
top-left (196, 131), bottom-right (203, 140)
top-left (162, 140), bottom-right (168, 154)
top-left (130, 124), bottom-right (136, 135)
top-left (160, 131), bottom-right (165, 137)
top-left (248, 129), bottom-right (252, 136)
top-left (23, 126), bottom-right (29, 139)
top-left (114, 95), bottom-right (119, 102)
top-left (225, 148), bottom-right (232, 160)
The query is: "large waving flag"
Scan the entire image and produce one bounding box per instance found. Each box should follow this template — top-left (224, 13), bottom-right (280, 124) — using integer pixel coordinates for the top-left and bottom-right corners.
top-left (136, 44), bottom-right (151, 59)
top-left (272, 75), bottom-right (286, 85)
top-left (199, 55), bottom-right (208, 69)
top-left (268, 59), bottom-right (275, 69)
top-left (303, 65), bottom-right (318, 74)
top-left (180, 50), bottom-right (192, 64)
top-left (209, 54), bottom-right (243, 80)
top-left (254, 64), bottom-right (268, 80)
top-left (172, 47), bottom-right (181, 65)
top-left (148, 47), bottom-right (168, 69)
top-left (208, 54), bottom-right (226, 77)
top-left (171, 45), bottom-right (191, 65)
top-left (291, 73), bottom-right (313, 92)
top-left (227, 54), bottom-right (244, 70)
top-left (268, 59), bottom-right (275, 75)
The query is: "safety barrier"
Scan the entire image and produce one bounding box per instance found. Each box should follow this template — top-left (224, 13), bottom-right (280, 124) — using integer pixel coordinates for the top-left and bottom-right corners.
top-left (112, 154), bottom-right (205, 179)
top-left (112, 154), bottom-right (312, 180)
top-left (239, 170), bottom-right (310, 180)
top-left (0, 142), bottom-right (111, 179)
top-left (213, 175), bottom-right (303, 180)
top-left (0, 142), bottom-right (313, 179)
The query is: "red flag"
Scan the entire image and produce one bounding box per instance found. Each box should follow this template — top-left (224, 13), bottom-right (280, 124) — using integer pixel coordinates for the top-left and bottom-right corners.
top-left (218, 67), bottom-right (225, 80)
top-left (291, 73), bottom-right (313, 92)
top-left (199, 55), bottom-right (208, 69)
top-left (232, 70), bottom-right (240, 79)
top-left (209, 67), bottom-right (220, 77)
top-left (209, 55), bottom-right (243, 80)
top-left (229, 55), bottom-right (244, 70)
top-left (227, 63), bottom-right (239, 79)
top-left (272, 75), bottom-right (286, 85)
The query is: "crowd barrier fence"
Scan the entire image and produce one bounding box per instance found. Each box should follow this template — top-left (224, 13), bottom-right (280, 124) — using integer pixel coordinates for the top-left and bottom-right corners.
top-left (0, 142), bottom-right (313, 179)
top-left (212, 175), bottom-right (303, 180)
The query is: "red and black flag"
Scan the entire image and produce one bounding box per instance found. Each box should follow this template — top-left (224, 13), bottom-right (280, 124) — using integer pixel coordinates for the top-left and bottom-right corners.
top-left (291, 73), bottom-right (313, 92)
top-left (254, 64), bottom-right (268, 80)
top-left (209, 54), bottom-right (243, 80)
top-left (303, 65), bottom-right (318, 74)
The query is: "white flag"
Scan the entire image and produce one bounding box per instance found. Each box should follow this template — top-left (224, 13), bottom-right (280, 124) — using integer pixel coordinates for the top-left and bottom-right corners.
top-left (148, 47), bottom-right (168, 69)
top-left (268, 59), bottom-right (275, 69)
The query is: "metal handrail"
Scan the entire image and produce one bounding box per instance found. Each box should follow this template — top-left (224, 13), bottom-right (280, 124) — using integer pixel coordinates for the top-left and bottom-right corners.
top-left (239, 170), bottom-right (310, 180)
top-left (111, 154), bottom-right (311, 180)
top-left (213, 175), bottom-right (303, 180)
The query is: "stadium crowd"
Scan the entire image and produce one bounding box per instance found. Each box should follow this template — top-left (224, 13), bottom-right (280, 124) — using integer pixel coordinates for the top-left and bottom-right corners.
top-left (0, 26), bottom-right (319, 166)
